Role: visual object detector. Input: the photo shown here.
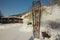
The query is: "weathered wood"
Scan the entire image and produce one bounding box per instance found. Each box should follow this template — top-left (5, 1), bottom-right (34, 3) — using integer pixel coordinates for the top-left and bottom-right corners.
top-left (32, 0), bottom-right (41, 39)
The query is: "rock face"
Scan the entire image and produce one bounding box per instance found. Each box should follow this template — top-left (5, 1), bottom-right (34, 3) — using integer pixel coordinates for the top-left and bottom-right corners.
top-left (42, 32), bottom-right (51, 39)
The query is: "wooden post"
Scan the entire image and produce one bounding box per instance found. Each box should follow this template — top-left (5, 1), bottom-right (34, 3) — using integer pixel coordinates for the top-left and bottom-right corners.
top-left (32, 0), bottom-right (41, 39)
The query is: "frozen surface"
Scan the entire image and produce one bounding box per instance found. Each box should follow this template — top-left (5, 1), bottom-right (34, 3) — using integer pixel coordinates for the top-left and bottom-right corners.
top-left (0, 23), bottom-right (33, 40)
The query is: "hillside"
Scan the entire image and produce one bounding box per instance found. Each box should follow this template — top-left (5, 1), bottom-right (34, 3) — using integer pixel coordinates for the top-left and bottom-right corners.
top-left (9, 6), bottom-right (48, 20)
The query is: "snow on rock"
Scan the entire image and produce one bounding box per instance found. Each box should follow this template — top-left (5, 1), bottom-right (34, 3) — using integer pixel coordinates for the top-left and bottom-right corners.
top-left (41, 5), bottom-right (60, 22)
top-left (40, 5), bottom-right (60, 40)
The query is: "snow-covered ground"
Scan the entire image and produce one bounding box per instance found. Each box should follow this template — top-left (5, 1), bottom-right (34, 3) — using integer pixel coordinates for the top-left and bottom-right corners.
top-left (0, 23), bottom-right (33, 40)
top-left (0, 5), bottom-right (60, 40)
top-left (40, 5), bottom-right (60, 40)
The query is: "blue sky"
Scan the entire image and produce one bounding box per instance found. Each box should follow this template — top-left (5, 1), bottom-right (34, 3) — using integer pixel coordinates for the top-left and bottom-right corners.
top-left (0, 0), bottom-right (49, 16)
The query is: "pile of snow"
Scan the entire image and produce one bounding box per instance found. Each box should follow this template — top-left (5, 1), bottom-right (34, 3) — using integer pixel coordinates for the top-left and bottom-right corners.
top-left (41, 5), bottom-right (60, 22)
top-left (0, 23), bottom-right (33, 40)
top-left (40, 5), bottom-right (60, 40)
top-left (19, 23), bottom-right (33, 32)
